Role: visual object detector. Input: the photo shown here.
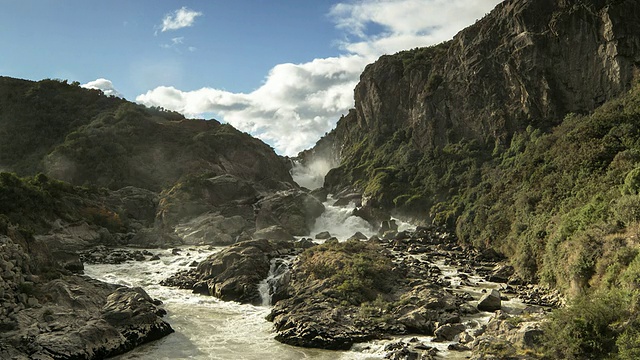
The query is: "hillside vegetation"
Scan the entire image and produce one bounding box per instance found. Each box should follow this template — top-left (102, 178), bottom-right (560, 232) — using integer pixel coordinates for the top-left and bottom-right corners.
top-left (0, 77), bottom-right (293, 191)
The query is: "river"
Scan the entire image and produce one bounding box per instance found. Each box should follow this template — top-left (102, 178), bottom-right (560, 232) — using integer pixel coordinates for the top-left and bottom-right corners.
top-left (83, 164), bottom-right (512, 359)
top-left (83, 197), bottom-right (505, 359)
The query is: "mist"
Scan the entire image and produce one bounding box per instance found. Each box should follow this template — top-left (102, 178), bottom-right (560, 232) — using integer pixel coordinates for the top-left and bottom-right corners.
top-left (290, 158), bottom-right (334, 190)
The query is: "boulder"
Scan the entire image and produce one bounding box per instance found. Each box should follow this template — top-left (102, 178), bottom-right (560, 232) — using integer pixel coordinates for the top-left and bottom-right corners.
top-left (173, 212), bottom-right (249, 245)
top-left (162, 239), bottom-right (298, 304)
top-left (253, 225), bottom-right (295, 241)
top-left (477, 289), bottom-right (502, 312)
top-left (156, 174), bottom-right (259, 228)
top-left (348, 231), bottom-right (368, 240)
top-left (486, 264), bottom-right (515, 283)
top-left (8, 276), bottom-right (173, 359)
top-left (255, 190), bottom-right (325, 236)
top-left (315, 231), bottom-right (332, 240)
top-left (332, 193), bottom-right (362, 206)
top-left (434, 323), bottom-right (466, 342)
top-left (310, 187), bottom-right (329, 202)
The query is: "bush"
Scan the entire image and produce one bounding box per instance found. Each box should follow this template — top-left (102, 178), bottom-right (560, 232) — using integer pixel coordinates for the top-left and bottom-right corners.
top-left (542, 290), bottom-right (631, 359)
top-left (298, 239), bottom-right (397, 305)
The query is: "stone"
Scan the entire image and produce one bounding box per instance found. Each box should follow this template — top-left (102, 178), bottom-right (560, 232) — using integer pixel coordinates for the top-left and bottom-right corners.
top-left (315, 231), bottom-right (332, 240)
top-left (162, 239), bottom-right (297, 305)
top-left (253, 225), bottom-right (295, 241)
top-left (477, 289), bottom-right (502, 312)
top-left (348, 231), bottom-right (368, 240)
top-left (255, 189), bottom-right (325, 236)
top-left (434, 323), bottom-right (466, 342)
top-left (486, 264), bottom-right (515, 283)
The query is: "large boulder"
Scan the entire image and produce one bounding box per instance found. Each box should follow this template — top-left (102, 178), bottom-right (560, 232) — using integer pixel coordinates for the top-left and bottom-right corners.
top-left (173, 212), bottom-right (249, 245)
top-left (255, 190), bottom-right (325, 236)
top-left (156, 174), bottom-right (260, 228)
top-left (4, 276), bottom-right (172, 359)
top-left (253, 225), bottom-right (295, 241)
top-left (477, 289), bottom-right (502, 312)
top-left (162, 239), bottom-right (298, 304)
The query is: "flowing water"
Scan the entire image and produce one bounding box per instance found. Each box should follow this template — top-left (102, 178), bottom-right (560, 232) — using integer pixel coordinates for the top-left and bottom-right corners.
top-left (82, 167), bottom-right (509, 359)
top-left (85, 247), bottom-right (388, 360)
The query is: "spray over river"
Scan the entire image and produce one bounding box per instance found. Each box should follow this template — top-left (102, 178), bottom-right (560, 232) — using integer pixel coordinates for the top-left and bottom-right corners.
top-left (83, 162), bottom-right (521, 359)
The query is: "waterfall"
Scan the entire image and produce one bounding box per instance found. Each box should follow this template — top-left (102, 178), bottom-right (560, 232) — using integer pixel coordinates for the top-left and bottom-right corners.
top-left (258, 258), bottom-right (290, 307)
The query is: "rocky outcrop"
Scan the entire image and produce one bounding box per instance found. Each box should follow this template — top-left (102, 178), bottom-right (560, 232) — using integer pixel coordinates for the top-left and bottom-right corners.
top-left (302, 0), bottom-right (640, 209)
top-left (255, 190), bottom-right (325, 236)
top-left (174, 212), bottom-right (249, 245)
top-left (161, 239), bottom-right (308, 304)
top-left (0, 234), bottom-right (173, 359)
top-left (267, 237), bottom-right (465, 350)
top-left (469, 311), bottom-right (545, 360)
top-left (156, 174), bottom-right (261, 228)
top-left (477, 289), bottom-right (502, 312)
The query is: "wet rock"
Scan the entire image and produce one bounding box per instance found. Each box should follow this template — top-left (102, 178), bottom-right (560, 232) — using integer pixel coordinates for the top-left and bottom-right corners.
top-left (52, 250), bottom-right (84, 274)
top-left (485, 264), bottom-right (515, 284)
top-left (448, 343), bottom-right (471, 351)
top-left (434, 323), bottom-right (466, 341)
top-left (348, 231), bottom-right (368, 240)
top-left (255, 189), bottom-right (325, 236)
top-left (253, 225), bottom-right (295, 241)
top-left (162, 239), bottom-right (298, 304)
top-left (309, 187), bottom-right (329, 202)
top-left (315, 231), bottom-right (332, 240)
top-left (477, 289), bottom-right (502, 312)
top-left (332, 193), bottom-right (362, 206)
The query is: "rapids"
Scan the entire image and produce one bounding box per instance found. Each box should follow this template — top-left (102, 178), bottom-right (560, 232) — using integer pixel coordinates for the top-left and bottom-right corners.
top-left (81, 165), bottom-right (509, 359)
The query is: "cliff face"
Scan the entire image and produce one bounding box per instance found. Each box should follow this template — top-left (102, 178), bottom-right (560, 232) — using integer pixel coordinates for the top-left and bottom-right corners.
top-left (309, 0), bottom-right (640, 199)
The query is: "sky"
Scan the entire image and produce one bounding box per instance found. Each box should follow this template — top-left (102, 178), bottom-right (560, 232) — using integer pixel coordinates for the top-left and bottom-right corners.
top-left (1, 0), bottom-right (501, 156)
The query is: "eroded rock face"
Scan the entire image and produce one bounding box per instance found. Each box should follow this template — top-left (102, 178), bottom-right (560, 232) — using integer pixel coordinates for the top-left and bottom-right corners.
top-left (157, 174), bottom-right (260, 229)
top-left (255, 190), bottom-right (325, 236)
top-left (304, 0), bottom-right (640, 201)
top-left (0, 235), bottom-right (173, 360)
top-left (162, 239), bottom-right (304, 304)
top-left (174, 212), bottom-right (249, 245)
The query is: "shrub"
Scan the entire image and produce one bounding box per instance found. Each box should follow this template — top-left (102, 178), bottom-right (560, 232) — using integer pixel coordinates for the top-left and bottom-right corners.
top-left (542, 290), bottom-right (631, 359)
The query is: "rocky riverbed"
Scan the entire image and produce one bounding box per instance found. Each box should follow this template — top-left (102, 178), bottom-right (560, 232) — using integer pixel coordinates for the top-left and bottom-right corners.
top-left (156, 224), bottom-right (561, 359)
top-left (0, 234), bottom-right (173, 360)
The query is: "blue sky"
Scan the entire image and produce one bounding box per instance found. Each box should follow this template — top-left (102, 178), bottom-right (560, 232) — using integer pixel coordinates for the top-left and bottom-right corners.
top-left (1, 0), bottom-right (500, 155)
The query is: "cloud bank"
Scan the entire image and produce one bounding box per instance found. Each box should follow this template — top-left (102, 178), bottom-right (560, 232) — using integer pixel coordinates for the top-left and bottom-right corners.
top-left (161, 7), bottom-right (202, 32)
top-left (137, 0), bottom-right (501, 156)
top-left (81, 78), bottom-right (122, 97)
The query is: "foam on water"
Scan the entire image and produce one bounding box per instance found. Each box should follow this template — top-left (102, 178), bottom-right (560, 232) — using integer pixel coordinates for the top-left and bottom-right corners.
top-left (310, 197), bottom-right (375, 241)
top-left (84, 247), bottom-right (387, 360)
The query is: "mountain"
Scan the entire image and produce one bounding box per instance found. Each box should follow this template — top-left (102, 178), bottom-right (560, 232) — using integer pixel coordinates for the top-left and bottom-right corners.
top-left (298, 2), bottom-right (640, 355)
top-left (0, 77), bottom-right (293, 191)
top-left (302, 0), bottom-right (640, 287)
top-left (306, 0), bottom-right (639, 205)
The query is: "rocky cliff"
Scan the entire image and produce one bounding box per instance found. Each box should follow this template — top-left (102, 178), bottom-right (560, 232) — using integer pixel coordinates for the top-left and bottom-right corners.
top-left (304, 0), bottom-right (640, 213)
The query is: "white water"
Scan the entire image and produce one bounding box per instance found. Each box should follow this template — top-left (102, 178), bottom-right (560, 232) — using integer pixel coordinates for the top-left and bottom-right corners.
top-left (310, 197), bottom-right (375, 241)
top-left (84, 247), bottom-right (388, 360)
top-left (80, 163), bottom-right (515, 359)
top-left (257, 258), bottom-right (290, 307)
top-left (290, 158), bottom-right (333, 190)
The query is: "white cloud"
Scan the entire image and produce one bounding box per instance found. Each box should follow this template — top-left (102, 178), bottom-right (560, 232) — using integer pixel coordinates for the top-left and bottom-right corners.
top-left (161, 7), bottom-right (202, 32)
top-left (330, 0), bottom-right (500, 57)
top-left (137, 0), bottom-right (501, 156)
top-left (81, 78), bottom-right (122, 98)
top-left (137, 55), bottom-right (368, 156)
